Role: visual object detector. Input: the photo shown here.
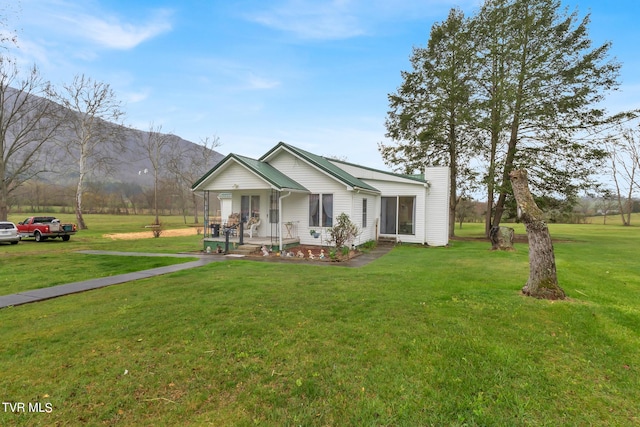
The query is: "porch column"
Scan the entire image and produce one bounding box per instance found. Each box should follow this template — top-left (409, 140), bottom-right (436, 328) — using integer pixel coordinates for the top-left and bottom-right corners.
top-left (203, 191), bottom-right (210, 237)
top-left (278, 191), bottom-right (292, 250)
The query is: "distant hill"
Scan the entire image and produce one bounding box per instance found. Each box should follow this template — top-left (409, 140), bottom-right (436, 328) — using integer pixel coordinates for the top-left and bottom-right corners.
top-left (3, 86), bottom-right (225, 187)
top-left (50, 125), bottom-right (226, 187)
top-left (2, 86), bottom-right (227, 216)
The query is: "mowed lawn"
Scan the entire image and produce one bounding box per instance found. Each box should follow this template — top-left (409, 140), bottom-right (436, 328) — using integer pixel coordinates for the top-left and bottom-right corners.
top-left (1, 219), bottom-right (639, 426)
top-left (1, 213), bottom-right (203, 295)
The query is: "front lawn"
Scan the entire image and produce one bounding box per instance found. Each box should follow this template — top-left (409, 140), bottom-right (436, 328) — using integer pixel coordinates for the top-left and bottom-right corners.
top-left (0, 223), bottom-right (638, 425)
top-left (1, 213), bottom-right (203, 295)
top-left (0, 252), bottom-right (196, 295)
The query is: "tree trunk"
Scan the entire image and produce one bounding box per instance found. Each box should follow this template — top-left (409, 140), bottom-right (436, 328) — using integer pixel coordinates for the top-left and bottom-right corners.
top-left (448, 110), bottom-right (458, 238)
top-left (75, 169), bottom-right (87, 230)
top-left (492, 129), bottom-right (518, 230)
top-left (490, 226), bottom-right (514, 251)
top-left (509, 169), bottom-right (565, 300)
top-left (0, 183), bottom-right (8, 222)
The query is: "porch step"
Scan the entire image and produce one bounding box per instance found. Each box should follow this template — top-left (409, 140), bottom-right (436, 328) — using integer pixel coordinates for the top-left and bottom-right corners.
top-left (230, 244), bottom-right (261, 255)
top-left (377, 237), bottom-right (398, 245)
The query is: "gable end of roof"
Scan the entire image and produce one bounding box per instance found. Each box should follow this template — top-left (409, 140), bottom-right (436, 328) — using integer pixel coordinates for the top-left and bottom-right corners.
top-left (260, 142), bottom-right (380, 193)
top-left (191, 152), bottom-right (308, 192)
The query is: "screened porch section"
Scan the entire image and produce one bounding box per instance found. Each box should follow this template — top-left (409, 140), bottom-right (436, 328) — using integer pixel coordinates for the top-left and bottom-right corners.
top-left (200, 189), bottom-right (300, 251)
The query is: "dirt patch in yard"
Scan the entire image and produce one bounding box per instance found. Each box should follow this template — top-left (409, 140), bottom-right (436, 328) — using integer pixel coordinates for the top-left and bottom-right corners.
top-left (103, 228), bottom-right (200, 240)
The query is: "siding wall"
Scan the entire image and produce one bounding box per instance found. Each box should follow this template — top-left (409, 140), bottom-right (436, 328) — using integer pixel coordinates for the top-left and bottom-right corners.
top-left (329, 161), bottom-right (417, 183)
top-left (349, 193), bottom-right (377, 246)
top-left (336, 160), bottom-right (450, 246)
top-left (362, 179), bottom-right (427, 244)
top-left (424, 166), bottom-right (450, 246)
top-left (201, 161), bottom-right (271, 191)
top-left (270, 151), bottom-right (354, 246)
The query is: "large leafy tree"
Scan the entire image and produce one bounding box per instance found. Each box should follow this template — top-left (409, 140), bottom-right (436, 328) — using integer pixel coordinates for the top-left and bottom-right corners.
top-left (476, 0), bottom-right (620, 233)
top-left (470, 0), bottom-right (515, 236)
top-left (383, 0), bottom-right (621, 236)
top-left (381, 8), bottom-right (477, 237)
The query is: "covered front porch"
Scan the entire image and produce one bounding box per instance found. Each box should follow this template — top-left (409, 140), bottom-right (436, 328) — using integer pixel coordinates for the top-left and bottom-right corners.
top-left (199, 188), bottom-right (304, 250)
top-left (191, 153), bottom-right (310, 251)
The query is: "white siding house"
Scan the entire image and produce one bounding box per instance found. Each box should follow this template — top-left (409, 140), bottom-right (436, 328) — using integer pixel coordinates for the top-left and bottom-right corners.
top-left (192, 142), bottom-right (450, 250)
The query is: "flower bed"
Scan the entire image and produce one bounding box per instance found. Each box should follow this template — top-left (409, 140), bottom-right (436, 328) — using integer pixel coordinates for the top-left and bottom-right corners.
top-left (251, 245), bottom-right (359, 262)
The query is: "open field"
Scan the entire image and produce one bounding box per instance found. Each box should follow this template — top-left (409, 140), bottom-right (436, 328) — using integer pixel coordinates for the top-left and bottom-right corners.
top-left (584, 212), bottom-right (640, 226)
top-left (1, 217), bottom-right (639, 425)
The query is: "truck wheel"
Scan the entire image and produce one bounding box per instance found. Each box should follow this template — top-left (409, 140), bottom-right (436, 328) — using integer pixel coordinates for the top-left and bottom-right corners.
top-left (62, 235), bottom-right (70, 242)
top-left (34, 231), bottom-right (43, 242)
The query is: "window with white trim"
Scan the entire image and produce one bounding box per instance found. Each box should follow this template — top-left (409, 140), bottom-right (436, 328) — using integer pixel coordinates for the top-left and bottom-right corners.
top-left (362, 199), bottom-right (367, 228)
top-left (309, 193), bottom-right (333, 227)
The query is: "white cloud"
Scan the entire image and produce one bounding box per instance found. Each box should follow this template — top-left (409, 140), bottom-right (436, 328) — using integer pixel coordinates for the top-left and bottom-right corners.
top-left (17, 1), bottom-right (172, 51)
top-left (248, 0), bottom-right (366, 40)
top-left (58, 9), bottom-right (173, 50)
top-left (246, 0), bottom-right (477, 40)
top-left (9, 37), bottom-right (53, 68)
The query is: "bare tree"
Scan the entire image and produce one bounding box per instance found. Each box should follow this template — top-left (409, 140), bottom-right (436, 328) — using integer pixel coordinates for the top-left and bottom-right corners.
top-left (596, 188), bottom-right (617, 225)
top-left (510, 169), bottom-right (565, 300)
top-left (138, 123), bottom-right (173, 226)
top-left (1, 3), bottom-right (19, 50)
top-left (0, 58), bottom-right (61, 220)
top-left (606, 126), bottom-right (639, 226)
top-left (51, 74), bottom-right (125, 229)
top-left (572, 197), bottom-right (591, 224)
top-left (166, 135), bottom-right (221, 223)
top-left (455, 198), bottom-right (479, 229)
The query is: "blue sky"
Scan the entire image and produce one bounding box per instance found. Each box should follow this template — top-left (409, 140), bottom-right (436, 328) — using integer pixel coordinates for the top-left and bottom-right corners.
top-left (5, 0), bottom-right (640, 171)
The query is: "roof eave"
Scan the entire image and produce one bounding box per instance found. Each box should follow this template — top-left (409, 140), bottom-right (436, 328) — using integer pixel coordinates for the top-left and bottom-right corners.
top-left (352, 186), bottom-right (381, 195)
top-left (277, 187), bottom-right (309, 193)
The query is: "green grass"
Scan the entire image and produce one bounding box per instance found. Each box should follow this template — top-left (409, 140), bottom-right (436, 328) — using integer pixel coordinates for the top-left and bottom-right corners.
top-left (0, 220), bottom-right (639, 425)
top-left (0, 253), bottom-right (194, 295)
top-left (1, 213), bottom-right (203, 294)
top-left (586, 212), bottom-right (640, 226)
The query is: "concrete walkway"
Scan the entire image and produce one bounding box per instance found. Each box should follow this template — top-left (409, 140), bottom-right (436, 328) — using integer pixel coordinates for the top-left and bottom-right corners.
top-left (0, 252), bottom-right (224, 309)
top-left (0, 246), bottom-right (393, 309)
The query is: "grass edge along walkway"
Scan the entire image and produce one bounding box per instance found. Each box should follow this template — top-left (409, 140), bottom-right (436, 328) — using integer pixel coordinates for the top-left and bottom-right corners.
top-left (0, 245), bottom-right (393, 309)
top-left (0, 253), bottom-right (218, 309)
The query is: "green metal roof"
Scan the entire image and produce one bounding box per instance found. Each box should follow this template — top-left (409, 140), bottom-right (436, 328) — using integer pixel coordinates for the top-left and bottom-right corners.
top-left (328, 158), bottom-right (428, 184)
top-left (260, 142), bottom-right (380, 193)
top-left (191, 153), bottom-right (308, 192)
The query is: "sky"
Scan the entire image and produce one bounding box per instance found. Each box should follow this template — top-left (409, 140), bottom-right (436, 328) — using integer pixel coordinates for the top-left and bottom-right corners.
top-left (4, 0), bottom-right (640, 172)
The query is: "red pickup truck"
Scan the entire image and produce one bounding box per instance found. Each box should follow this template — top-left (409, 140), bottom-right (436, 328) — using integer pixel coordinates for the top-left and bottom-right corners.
top-left (17, 217), bottom-right (78, 242)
